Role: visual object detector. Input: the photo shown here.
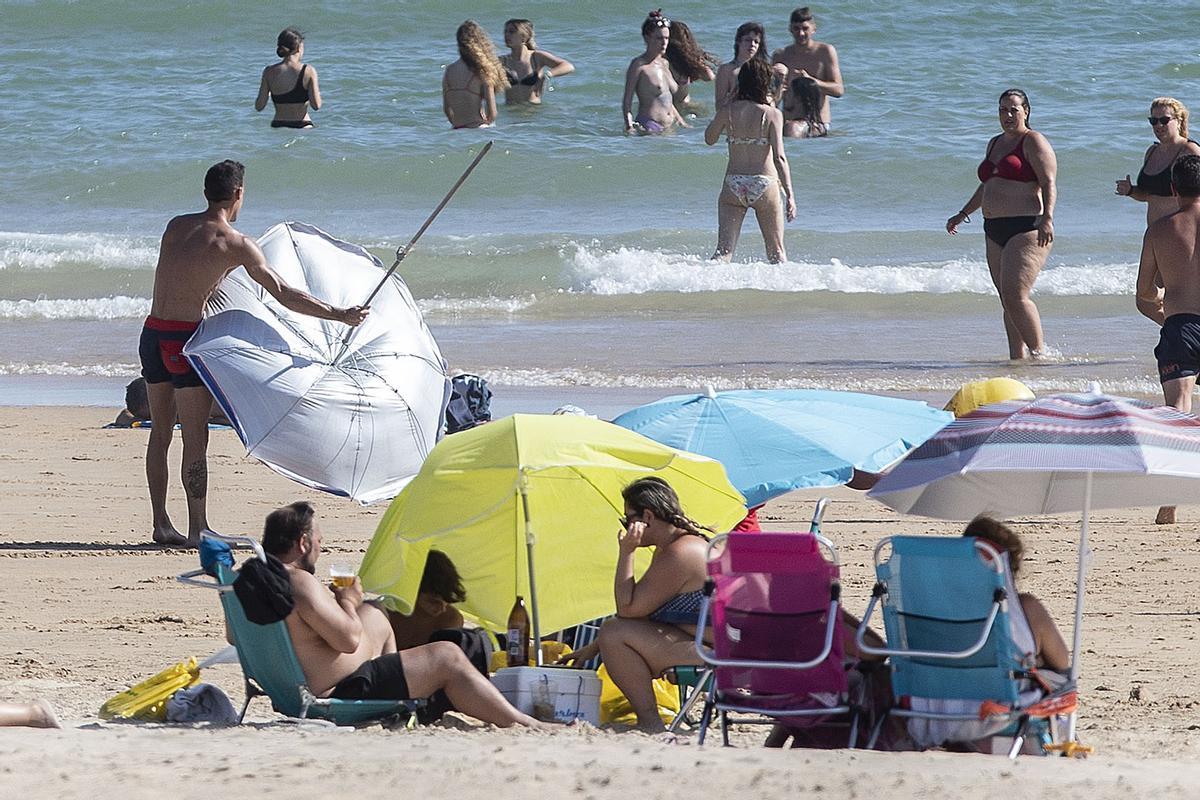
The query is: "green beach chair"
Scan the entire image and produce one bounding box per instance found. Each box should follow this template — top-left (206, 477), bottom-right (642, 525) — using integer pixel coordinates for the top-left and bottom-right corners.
top-left (178, 533), bottom-right (418, 726)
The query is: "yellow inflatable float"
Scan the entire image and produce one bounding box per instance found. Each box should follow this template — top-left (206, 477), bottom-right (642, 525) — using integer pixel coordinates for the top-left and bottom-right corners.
top-left (944, 378), bottom-right (1035, 418)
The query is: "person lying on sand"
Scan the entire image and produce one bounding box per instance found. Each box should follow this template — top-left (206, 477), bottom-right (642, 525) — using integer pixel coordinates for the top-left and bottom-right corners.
top-left (112, 378), bottom-right (229, 428)
top-left (253, 501), bottom-right (544, 728)
top-left (0, 700), bottom-right (60, 728)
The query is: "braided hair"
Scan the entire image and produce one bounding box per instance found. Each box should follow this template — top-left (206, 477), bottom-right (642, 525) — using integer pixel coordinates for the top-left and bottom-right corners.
top-left (621, 476), bottom-right (713, 537)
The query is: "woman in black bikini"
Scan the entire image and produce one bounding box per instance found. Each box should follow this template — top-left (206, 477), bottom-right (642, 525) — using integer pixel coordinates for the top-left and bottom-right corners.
top-left (499, 19), bottom-right (574, 106)
top-left (1116, 98), bottom-right (1200, 226)
top-left (947, 89), bottom-right (1058, 360)
top-left (556, 476), bottom-right (711, 734)
top-left (442, 20), bottom-right (509, 129)
top-left (254, 27), bottom-right (321, 129)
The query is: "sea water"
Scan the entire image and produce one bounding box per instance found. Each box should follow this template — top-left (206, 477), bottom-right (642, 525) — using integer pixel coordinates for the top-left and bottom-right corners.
top-left (3, 0), bottom-right (1199, 411)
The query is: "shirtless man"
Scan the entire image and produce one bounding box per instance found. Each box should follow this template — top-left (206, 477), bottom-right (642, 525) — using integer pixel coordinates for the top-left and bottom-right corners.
top-left (622, 11), bottom-right (688, 135)
top-left (1136, 154), bottom-right (1200, 524)
top-left (141, 160), bottom-right (368, 546)
top-left (259, 501), bottom-right (541, 727)
top-left (772, 7), bottom-right (843, 138)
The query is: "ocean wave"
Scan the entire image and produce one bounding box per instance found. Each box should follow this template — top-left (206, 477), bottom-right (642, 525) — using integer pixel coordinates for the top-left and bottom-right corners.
top-left (417, 296), bottom-right (537, 317)
top-left (0, 362), bottom-right (138, 377)
top-left (0, 231), bottom-right (157, 271)
top-left (567, 245), bottom-right (1137, 297)
top-left (0, 296), bottom-right (150, 320)
top-left (476, 367), bottom-right (1162, 397)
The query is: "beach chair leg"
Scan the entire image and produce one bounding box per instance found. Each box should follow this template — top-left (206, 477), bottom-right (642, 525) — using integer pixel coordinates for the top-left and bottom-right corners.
top-left (720, 710), bottom-right (731, 747)
top-left (668, 669), bottom-right (711, 733)
top-left (1007, 715), bottom-right (1030, 760)
top-left (237, 678), bottom-right (255, 724)
top-left (865, 709), bottom-right (889, 750)
top-left (697, 700), bottom-right (714, 746)
top-left (848, 708), bottom-right (861, 749)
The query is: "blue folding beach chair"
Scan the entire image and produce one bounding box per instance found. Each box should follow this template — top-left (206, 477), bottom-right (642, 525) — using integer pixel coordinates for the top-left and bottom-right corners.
top-left (855, 535), bottom-right (1078, 758)
top-left (178, 532), bottom-right (418, 726)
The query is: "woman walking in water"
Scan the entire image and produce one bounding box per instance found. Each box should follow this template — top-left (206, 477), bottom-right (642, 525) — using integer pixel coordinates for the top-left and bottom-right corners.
top-left (705, 57), bottom-right (795, 263)
top-left (443, 20), bottom-right (509, 129)
top-left (947, 89), bottom-right (1058, 360)
top-left (499, 19), bottom-right (574, 105)
top-left (255, 27), bottom-right (322, 129)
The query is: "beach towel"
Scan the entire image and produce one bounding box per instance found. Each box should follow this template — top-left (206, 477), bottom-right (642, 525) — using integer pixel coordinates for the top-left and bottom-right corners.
top-left (232, 555), bottom-right (294, 625)
top-left (166, 682), bottom-right (239, 725)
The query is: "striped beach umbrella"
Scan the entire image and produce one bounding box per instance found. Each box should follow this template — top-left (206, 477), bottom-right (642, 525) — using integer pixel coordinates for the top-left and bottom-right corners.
top-left (869, 384), bottom-right (1200, 740)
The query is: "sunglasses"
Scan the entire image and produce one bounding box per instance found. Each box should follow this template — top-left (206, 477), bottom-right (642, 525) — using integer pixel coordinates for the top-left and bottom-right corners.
top-left (1149, 116), bottom-right (1177, 126)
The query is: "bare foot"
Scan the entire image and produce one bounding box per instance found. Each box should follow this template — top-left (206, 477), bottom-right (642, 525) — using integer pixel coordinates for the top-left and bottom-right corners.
top-left (1156, 506), bottom-right (1177, 525)
top-left (152, 525), bottom-right (189, 547)
top-left (31, 700), bottom-right (61, 729)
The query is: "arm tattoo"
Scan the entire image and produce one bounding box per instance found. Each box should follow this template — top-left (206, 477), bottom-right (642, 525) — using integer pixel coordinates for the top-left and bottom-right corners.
top-left (184, 459), bottom-right (208, 499)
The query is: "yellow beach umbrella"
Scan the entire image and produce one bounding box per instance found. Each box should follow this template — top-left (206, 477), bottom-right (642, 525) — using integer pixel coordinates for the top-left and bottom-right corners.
top-left (358, 414), bottom-right (747, 649)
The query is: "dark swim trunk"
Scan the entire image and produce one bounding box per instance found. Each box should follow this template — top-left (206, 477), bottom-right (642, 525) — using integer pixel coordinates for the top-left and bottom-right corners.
top-left (270, 119), bottom-right (314, 129)
top-left (328, 652), bottom-right (411, 700)
top-left (138, 316), bottom-right (203, 388)
top-left (983, 216), bottom-right (1039, 248)
top-left (1155, 313), bottom-right (1200, 383)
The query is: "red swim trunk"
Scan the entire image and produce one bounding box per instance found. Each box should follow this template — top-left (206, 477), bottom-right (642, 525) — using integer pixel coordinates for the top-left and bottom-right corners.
top-left (138, 316), bottom-right (203, 389)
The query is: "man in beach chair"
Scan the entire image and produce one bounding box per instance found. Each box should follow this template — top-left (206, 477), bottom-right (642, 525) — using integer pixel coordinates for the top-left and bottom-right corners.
top-left (855, 521), bottom-right (1080, 758)
top-left (693, 530), bottom-right (875, 747)
top-left (246, 501), bottom-right (542, 728)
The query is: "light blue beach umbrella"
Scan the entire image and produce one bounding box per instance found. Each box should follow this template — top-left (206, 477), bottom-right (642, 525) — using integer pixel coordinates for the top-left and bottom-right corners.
top-left (612, 388), bottom-right (953, 507)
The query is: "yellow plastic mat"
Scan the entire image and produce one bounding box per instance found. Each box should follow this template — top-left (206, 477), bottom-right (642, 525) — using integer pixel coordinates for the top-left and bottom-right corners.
top-left (99, 658), bottom-right (201, 721)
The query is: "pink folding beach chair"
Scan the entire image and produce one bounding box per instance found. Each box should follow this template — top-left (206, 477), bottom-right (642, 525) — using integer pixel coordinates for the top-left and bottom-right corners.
top-left (693, 526), bottom-right (858, 746)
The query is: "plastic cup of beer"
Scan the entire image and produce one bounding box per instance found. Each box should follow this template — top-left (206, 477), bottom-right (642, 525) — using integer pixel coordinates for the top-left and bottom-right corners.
top-left (329, 564), bottom-right (355, 589)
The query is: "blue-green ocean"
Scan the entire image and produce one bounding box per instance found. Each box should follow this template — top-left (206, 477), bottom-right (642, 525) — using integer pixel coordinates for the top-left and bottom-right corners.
top-left (4, 0), bottom-right (1200, 412)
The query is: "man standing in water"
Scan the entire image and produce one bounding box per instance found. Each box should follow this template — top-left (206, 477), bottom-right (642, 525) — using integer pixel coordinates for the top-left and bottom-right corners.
top-left (1136, 154), bottom-right (1200, 524)
top-left (140, 160), bottom-right (368, 546)
top-left (772, 7), bottom-right (843, 138)
top-left (622, 10), bottom-right (687, 134)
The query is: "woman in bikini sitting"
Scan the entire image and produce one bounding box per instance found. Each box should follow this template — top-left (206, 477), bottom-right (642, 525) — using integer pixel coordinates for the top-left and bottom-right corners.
top-left (255, 27), bottom-right (321, 129)
top-left (705, 57), bottom-right (795, 263)
top-left (557, 477), bottom-right (711, 734)
top-left (664, 20), bottom-right (716, 114)
top-left (499, 19), bottom-right (574, 106)
top-left (443, 20), bottom-right (509, 129)
top-left (947, 89), bottom-right (1057, 360)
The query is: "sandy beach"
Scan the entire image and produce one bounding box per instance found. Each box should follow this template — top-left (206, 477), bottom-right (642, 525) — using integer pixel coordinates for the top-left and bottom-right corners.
top-left (2, 405), bottom-right (1200, 796)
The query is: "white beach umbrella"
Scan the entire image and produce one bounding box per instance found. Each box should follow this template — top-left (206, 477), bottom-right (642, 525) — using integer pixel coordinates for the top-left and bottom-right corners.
top-left (183, 221), bottom-right (450, 504)
top-left (868, 384), bottom-right (1200, 739)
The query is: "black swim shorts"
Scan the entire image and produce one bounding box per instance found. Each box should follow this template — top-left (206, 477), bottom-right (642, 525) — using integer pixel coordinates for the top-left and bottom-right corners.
top-left (138, 316), bottom-right (204, 389)
top-left (1154, 313), bottom-right (1200, 383)
top-left (328, 652), bottom-right (411, 701)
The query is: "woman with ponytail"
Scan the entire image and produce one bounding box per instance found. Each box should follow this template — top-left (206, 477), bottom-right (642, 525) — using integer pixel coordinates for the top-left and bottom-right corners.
top-left (443, 20), bottom-right (509, 128)
top-left (558, 476), bottom-right (712, 734)
top-left (255, 27), bottom-right (321, 129)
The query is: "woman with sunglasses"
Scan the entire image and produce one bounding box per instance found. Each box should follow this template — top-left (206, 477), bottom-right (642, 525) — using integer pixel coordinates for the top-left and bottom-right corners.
top-left (622, 11), bottom-right (688, 134)
top-left (705, 57), bottom-right (795, 263)
top-left (1115, 98), bottom-right (1200, 226)
top-left (443, 20), bottom-right (509, 129)
top-left (947, 89), bottom-right (1058, 360)
top-left (1115, 98), bottom-right (1199, 526)
top-left (556, 477), bottom-right (710, 734)
top-left (499, 19), bottom-right (574, 106)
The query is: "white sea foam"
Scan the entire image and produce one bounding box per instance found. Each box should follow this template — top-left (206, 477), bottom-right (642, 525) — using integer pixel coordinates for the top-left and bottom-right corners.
top-left (0, 296), bottom-right (150, 320)
top-left (476, 367), bottom-right (1162, 396)
top-left (0, 231), bottom-right (157, 271)
top-left (0, 362), bottom-right (138, 377)
top-left (417, 296), bottom-right (537, 317)
top-left (567, 245), bottom-right (1137, 297)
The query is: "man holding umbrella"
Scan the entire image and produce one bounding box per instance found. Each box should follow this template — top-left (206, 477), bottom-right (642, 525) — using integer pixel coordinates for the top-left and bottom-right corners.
top-left (140, 160), bottom-right (368, 547)
top-left (1136, 153), bottom-right (1200, 524)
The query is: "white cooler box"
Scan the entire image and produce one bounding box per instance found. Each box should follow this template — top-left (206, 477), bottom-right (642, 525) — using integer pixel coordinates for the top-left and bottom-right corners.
top-left (490, 666), bottom-right (601, 724)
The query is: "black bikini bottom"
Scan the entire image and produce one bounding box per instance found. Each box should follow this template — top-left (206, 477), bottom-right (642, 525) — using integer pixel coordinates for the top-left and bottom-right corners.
top-left (983, 216), bottom-right (1038, 248)
top-left (271, 119), bottom-right (314, 129)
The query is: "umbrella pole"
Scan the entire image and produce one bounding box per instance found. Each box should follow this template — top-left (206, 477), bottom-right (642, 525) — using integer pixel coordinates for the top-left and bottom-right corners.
top-left (1067, 472), bottom-right (1093, 741)
top-left (332, 141), bottom-right (495, 362)
top-left (519, 477), bottom-right (543, 666)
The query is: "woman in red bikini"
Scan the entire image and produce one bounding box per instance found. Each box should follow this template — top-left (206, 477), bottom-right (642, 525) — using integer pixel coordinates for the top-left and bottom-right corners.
top-left (946, 89), bottom-right (1058, 360)
top-left (254, 28), bottom-right (321, 129)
